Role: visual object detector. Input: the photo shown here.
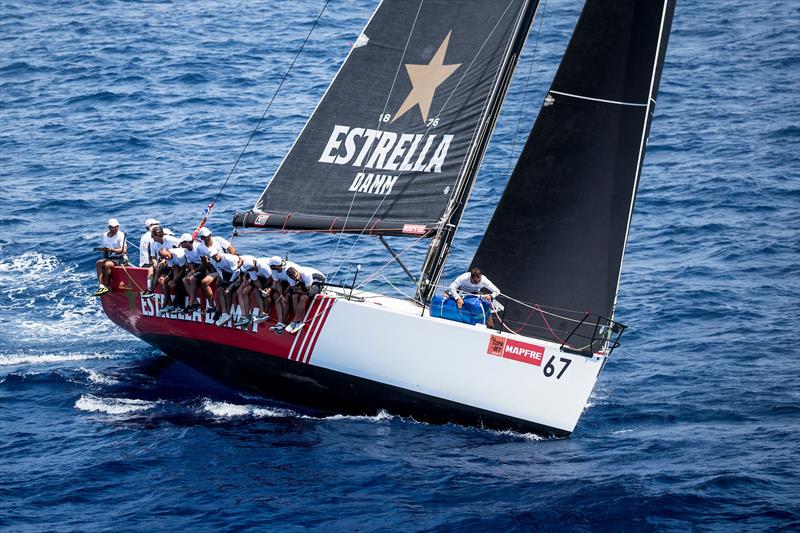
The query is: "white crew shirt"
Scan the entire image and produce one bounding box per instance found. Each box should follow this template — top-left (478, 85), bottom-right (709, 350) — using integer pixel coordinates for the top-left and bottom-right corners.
top-left (166, 247), bottom-right (188, 268)
top-left (211, 252), bottom-right (241, 280)
top-left (183, 243), bottom-right (203, 264)
top-left (149, 235), bottom-right (180, 260)
top-left (196, 236), bottom-right (232, 258)
top-left (447, 272), bottom-right (501, 299)
top-left (101, 230), bottom-right (126, 254)
top-left (270, 260), bottom-right (300, 283)
top-left (247, 258), bottom-right (273, 281)
top-left (139, 231), bottom-right (153, 266)
top-left (287, 266), bottom-right (324, 288)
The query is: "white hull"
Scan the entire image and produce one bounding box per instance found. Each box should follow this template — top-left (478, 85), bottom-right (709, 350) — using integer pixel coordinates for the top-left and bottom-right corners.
top-left (306, 290), bottom-right (605, 434)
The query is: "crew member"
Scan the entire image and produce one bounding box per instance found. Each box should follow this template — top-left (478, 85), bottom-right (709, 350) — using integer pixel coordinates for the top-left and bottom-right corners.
top-left (196, 227), bottom-right (238, 310)
top-left (234, 256), bottom-right (272, 327)
top-left (445, 267), bottom-right (502, 328)
top-left (142, 226), bottom-right (179, 297)
top-left (138, 218), bottom-right (160, 267)
top-left (209, 251), bottom-right (243, 327)
top-left (267, 256), bottom-right (300, 334)
top-left (94, 218), bottom-right (127, 296)
top-left (284, 265), bottom-right (326, 334)
top-left (158, 246), bottom-right (188, 315)
top-left (179, 233), bottom-right (203, 313)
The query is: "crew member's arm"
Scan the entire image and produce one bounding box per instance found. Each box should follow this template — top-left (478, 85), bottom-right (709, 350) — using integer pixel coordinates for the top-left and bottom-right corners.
top-left (482, 278), bottom-right (501, 300)
top-left (447, 273), bottom-right (468, 308)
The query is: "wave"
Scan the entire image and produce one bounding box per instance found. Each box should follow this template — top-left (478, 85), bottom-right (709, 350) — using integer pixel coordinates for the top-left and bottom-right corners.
top-left (320, 410), bottom-right (395, 422)
top-left (200, 398), bottom-right (300, 419)
top-left (0, 250), bottom-right (133, 345)
top-left (74, 394), bottom-right (159, 415)
top-left (0, 352), bottom-right (121, 367)
top-left (79, 367), bottom-right (119, 385)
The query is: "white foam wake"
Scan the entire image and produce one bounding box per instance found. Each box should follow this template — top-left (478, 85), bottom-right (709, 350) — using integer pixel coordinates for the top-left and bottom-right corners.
top-left (79, 367), bottom-right (119, 385)
top-left (0, 250), bottom-right (132, 345)
top-left (201, 399), bottom-right (299, 419)
top-left (322, 410), bottom-right (394, 422)
top-left (74, 394), bottom-right (159, 415)
top-left (0, 352), bottom-right (121, 366)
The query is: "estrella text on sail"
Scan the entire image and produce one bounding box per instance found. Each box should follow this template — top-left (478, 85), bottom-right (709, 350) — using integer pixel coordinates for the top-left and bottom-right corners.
top-left (318, 125), bottom-right (454, 195)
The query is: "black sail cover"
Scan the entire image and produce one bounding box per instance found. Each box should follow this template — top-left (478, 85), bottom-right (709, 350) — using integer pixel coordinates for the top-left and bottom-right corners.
top-left (472, 0), bottom-right (675, 348)
top-left (236, 0), bottom-right (532, 237)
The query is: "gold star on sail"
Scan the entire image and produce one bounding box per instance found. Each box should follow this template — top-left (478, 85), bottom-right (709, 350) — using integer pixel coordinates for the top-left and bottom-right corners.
top-left (391, 31), bottom-right (461, 124)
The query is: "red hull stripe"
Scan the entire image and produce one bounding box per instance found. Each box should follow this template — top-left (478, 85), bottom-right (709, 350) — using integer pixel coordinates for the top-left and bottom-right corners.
top-left (295, 296), bottom-right (326, 361)
top-left (288, 295), bottom-right (333, 363)
top-left (287, 297), bottom-right (319, 361)
top-left (302, 297), bottom-right (335, 364)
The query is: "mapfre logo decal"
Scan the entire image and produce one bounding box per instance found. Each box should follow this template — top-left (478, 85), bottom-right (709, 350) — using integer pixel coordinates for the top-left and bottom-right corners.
top-left (487, 335), bottom-right (545, 367)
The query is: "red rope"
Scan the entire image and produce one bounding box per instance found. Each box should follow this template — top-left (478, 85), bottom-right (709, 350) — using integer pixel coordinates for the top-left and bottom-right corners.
top-left (280, 214), bottom-right (293, 233)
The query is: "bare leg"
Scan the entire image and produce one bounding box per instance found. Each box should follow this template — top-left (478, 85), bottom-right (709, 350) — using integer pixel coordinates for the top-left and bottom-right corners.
top-left (95, 259), bottom-right (104, 285)
top-left (273, 291), bottom-right (286, 324)
top-left (201, 275), bottom-right (215, 302)
top-left (184, 270), bottom-right (199, 307)
top-left (102, 260), bottom-right (114, 288)
top-left (294, 293), bottom-right (309, 321)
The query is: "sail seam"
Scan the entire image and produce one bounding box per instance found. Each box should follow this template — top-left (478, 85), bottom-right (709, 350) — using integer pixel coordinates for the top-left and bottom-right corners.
top-left (549, 90), bottom-right (648, 107)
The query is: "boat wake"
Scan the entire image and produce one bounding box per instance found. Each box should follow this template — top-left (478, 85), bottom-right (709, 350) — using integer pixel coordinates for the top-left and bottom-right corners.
top-left (74, 394), bottom-right (160, 415)
top-left (200, 398), bottom-right (300, 419)
top-left (0, 250), bottom-right (133, 348)
top-left (0, 351), bottom-right (125, 367)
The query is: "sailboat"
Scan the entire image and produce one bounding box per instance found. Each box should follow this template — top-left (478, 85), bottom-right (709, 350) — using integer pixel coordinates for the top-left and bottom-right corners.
top-left (101, 0), bottom-right (676, 437)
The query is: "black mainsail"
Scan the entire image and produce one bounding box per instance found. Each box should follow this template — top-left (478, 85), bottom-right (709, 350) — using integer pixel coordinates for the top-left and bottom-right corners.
top-left (472, 0), bottom-right (676, 348)
top-left (235, 0), bottom-right (539, 237)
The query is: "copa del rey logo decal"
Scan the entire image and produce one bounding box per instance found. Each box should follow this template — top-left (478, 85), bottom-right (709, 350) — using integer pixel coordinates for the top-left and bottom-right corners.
top-left (487, 335), bottom-right (545, 367)
top-left (318, 31), bottom-right (461, 196)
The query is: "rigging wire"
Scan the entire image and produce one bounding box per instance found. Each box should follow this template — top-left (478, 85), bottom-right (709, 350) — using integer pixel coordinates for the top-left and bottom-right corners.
top-left (504, 0), bottom-right (547, 177)
top-left (195, 0), bottom-right (332, 234)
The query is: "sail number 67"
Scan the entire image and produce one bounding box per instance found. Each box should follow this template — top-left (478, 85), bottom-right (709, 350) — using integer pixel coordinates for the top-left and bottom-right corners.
top-left (543, 356), bottom-right (571, 379)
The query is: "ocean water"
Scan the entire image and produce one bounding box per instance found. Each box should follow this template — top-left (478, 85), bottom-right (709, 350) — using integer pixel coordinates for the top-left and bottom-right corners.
top-left (1, 0), bottom-right (798, 530)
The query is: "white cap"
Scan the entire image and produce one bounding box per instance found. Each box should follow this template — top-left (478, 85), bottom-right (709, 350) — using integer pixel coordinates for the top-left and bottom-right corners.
top-left (268, 256), bottom-right (284, 267)
top-left (198, 227), bottom-right (212, 237)
top-left (107, 218), bottom-right (120, 227)
top-left (163, 228), bottom-right (174, 236)
top-left (179, 233), bottom-right (193, 243)
top-left (145, 218), bottom-right (159, 229)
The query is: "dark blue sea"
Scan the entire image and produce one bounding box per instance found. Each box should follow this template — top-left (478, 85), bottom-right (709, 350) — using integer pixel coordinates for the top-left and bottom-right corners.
top-left (1, 0), bottom-right (798, 530)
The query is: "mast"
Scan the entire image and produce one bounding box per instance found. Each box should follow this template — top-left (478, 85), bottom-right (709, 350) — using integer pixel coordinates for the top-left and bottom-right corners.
top-left (415, 0), bottom-right (539, 303)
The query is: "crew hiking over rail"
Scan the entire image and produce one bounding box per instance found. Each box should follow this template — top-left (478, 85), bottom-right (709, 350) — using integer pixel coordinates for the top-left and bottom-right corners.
top-left (94, 218), bottom-right (327, 335)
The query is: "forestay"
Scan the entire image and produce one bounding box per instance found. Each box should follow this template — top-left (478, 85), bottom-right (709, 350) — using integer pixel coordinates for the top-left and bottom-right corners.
top-left (235, 0), bottom-right (531, 236)
top-left (472, 0), bottom-right (676, 349)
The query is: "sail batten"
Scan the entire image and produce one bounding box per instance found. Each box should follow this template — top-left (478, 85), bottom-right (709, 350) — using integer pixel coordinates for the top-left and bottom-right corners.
top-left (471, 0), bottom-right (676, 348)
top-left (238, 0), bottom-right (534, 237)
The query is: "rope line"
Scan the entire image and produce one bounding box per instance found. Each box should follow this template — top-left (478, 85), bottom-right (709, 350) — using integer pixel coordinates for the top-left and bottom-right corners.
top-left (505, 0), bottom-right (547, 177)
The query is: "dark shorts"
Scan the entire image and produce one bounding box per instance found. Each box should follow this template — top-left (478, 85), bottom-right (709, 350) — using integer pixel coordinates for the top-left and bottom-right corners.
top-left (186, 269), bottom-right (205, 282)
top-left (291, 274), bottom-right (326, 296)
top-left (255, 275), bottom-right (272, 288)
top-left (218, 271), bottom-right (241, 291)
